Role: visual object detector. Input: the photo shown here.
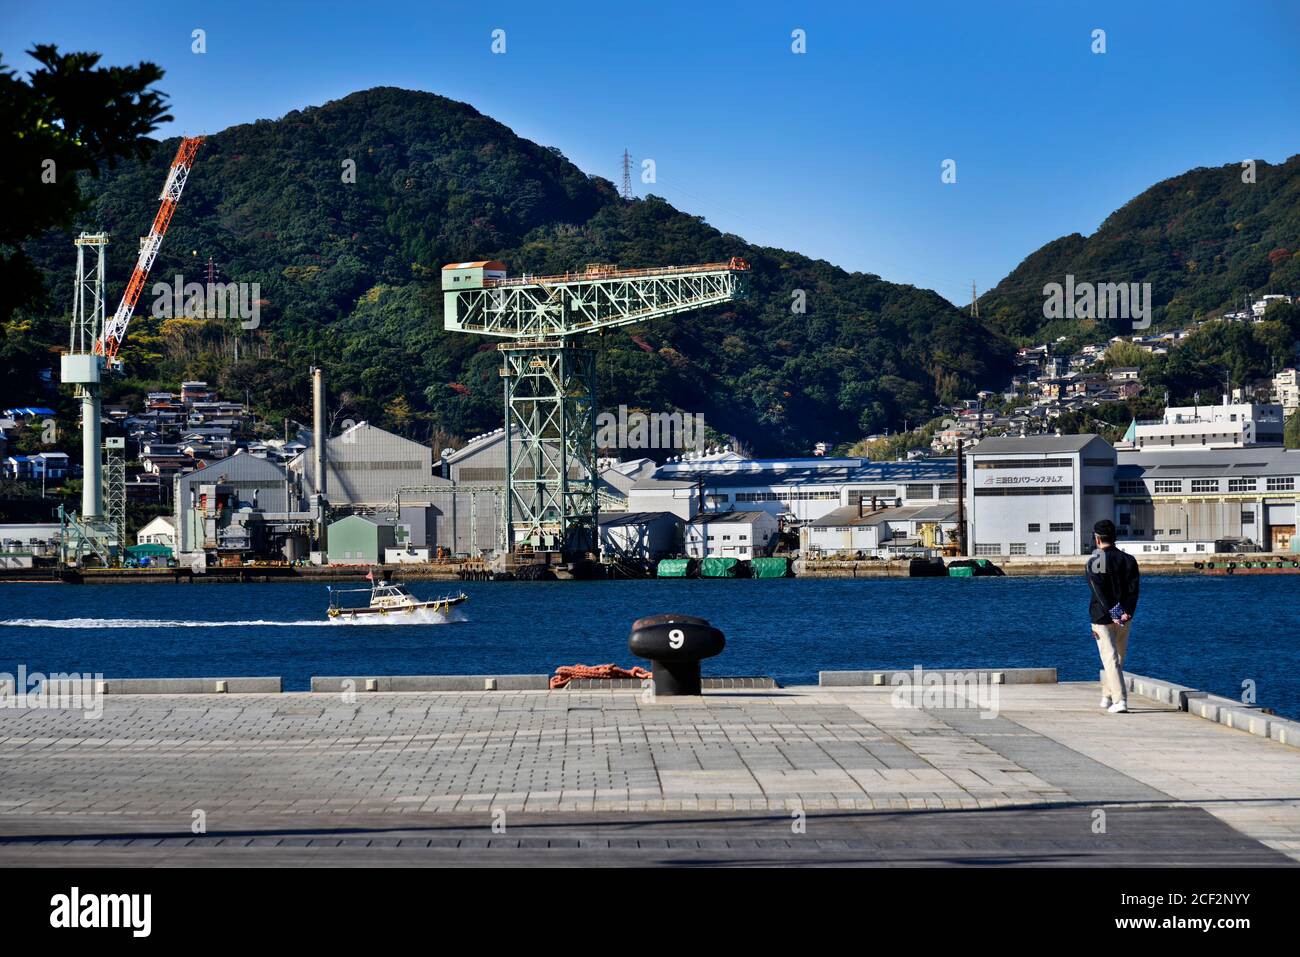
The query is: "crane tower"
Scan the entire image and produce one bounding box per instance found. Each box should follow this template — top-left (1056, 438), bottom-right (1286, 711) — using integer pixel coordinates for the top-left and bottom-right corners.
top-left (58, 137), bottom-right (203, 565)
top-left (442, 258), bottom-right (750, 560)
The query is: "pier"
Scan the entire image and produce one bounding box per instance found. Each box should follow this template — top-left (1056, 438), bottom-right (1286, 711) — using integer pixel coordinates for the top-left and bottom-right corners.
top-left (1, 671), bottom-right (1297, 866)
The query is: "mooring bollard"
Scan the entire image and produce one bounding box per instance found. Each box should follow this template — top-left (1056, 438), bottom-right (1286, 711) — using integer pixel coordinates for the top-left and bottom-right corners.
top-left (628, 613), bottom-right (725, 696)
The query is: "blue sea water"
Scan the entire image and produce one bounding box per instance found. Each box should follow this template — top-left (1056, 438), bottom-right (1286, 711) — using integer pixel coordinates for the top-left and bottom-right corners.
top-left (0, 575), bottom-right (1295, 717)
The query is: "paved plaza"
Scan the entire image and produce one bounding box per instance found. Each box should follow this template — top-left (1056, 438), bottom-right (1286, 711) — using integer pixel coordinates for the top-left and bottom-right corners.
top-left (1, 682), bottom-right (1298, 865)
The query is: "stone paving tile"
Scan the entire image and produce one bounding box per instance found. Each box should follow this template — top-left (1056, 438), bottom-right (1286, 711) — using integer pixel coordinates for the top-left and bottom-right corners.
top-left (1, 683), bottom-right (1298, 861)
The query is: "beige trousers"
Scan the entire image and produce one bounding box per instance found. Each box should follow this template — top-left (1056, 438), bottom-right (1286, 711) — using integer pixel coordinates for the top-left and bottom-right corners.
top-left (1092, 621), bottom-right (1131, 703)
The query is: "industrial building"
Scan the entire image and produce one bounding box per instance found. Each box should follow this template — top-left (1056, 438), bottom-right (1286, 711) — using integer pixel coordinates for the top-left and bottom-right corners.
top-left (1124, 398), bottom-right (1285, 450)
top-left (289, 421), bottom-right (433, 507)
top-left (0, 523), bottom-right (61, 564)
top-left (965, 434), bottom-right (1116, 557)
top-left (1114, 446), bottom-right (1300, 552)
top-left (627, 453), bottom-right (958, 523)
top-left (174, 451), bottom-right (315, 561)
top-left (804, 503), bottom-right (959, 557)
top-left (326, 515), bottom-right (399, 565)
top-left (441, 429), bottom-right (506, 484)
top-left (684, 510), bottom-right (779, 559)
top-left (598, 511), bottom-right (679, 563)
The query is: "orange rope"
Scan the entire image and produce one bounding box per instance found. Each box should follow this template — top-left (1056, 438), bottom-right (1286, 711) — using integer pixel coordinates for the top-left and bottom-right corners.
top-left (549, 663), bottom-right (652, 689)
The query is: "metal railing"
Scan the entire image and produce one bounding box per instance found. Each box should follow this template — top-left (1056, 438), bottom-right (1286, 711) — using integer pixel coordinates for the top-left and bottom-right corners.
top-left (483, 258), bottom-right (751, 288)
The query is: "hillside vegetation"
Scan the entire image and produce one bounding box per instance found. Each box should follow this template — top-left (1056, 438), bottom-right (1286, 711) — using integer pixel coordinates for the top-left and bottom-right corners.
top-left (979, 155), bottom-right (1300, 343)
top-left (10, 87), bottom-right (1013, 456)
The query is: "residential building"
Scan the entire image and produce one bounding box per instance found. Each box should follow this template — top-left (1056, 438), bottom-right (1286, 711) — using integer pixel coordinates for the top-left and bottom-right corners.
top-left (1273, 368), bottom-right (1299, 413)
top-left (30, 451), bottom-right (70, 480)
top-left (136, 515), bottom-right (177, 547)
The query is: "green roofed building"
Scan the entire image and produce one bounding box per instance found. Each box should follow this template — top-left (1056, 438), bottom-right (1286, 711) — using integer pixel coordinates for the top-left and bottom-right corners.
top-left (327, 515), bottom-right (398, 565)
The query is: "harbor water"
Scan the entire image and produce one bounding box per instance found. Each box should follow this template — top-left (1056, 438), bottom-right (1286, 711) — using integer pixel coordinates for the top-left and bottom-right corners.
top-left (0, 575), bottom-right (1296, 718)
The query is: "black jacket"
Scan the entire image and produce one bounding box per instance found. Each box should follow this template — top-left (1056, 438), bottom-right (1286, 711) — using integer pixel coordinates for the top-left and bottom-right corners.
top-left (1085, 546), bottom-right (1140, 625)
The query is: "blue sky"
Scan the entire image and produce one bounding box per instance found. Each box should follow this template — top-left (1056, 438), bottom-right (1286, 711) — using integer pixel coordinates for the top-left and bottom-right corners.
top-left (4, 0), bottom-right (1298, 305)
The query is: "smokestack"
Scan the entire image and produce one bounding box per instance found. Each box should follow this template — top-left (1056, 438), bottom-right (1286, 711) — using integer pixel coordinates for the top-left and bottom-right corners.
top-left (956, 438), bottom-right (967, 556)
top-left (312, 366), bottom-right (326, 499)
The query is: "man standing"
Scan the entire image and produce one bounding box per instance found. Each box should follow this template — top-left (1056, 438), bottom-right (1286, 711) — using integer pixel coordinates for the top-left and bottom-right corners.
top-left (1085, 519), bottom-right (1140, 714)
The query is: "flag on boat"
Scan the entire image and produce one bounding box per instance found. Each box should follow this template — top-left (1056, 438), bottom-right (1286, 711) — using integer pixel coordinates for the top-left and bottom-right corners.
top-left (365, 570), bottom-right (373, 581)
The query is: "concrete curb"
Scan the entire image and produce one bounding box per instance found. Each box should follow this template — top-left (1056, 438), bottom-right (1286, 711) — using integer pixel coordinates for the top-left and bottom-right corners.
top-left (99, 677), bottom-right (282, 694)
top-left (1118, 672), bottom-right (1199, 709)
top-left (820, 667), bottom-right (1057, 687)
top-left (1124, 672), bottom-right (1300, 748)
top-left (310, 675), bottom-right (550, 693)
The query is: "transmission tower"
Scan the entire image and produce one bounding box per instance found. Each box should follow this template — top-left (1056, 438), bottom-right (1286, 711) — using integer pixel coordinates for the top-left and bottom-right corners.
top-left (443, 258), bottom-right (750, 560)
top-left (621, 149), bottom-right (633, 200)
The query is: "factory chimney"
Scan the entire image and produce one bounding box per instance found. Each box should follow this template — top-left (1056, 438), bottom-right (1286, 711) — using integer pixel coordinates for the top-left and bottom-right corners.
top-left (312, 366), bottom-right (327, 499)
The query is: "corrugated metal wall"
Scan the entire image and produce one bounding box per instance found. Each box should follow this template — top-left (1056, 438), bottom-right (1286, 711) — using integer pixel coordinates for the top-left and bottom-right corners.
top-left (1152, 500), bottom-right (1243, 540)
top-left (448, 433), bottom-right (507, 484)
top-left (410, 489), bottom-right (501, 556)
top-left (293, 424), bottom-right (433, 505)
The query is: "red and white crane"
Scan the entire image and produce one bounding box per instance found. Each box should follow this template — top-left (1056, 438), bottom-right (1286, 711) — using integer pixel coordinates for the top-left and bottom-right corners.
top-left (60, 136), bottom-right (203, 558)
top-left (98, 135), bottom-right (204, 360)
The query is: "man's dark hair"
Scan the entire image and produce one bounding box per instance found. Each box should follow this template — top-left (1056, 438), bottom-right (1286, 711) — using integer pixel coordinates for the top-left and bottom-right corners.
top-left (1094, 519), bottom-right (1117, 544)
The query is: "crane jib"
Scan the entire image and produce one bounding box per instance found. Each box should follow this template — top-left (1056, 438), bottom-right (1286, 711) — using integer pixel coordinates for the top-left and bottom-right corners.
top-left (439, 257), bottom-right (749, 558)
top-left (442, 259), bottom-right (750, 340)
top-left (97, 137), bottom-right (205, 360)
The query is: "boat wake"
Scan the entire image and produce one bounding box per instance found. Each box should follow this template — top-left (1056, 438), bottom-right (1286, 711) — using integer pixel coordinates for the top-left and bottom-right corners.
top-left (0, 611), bottom-right (468, 629)
top-left (327, 607), bottom-right (468, 626)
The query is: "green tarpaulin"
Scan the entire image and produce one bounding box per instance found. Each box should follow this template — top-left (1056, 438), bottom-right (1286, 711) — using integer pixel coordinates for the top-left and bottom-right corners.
top-left (749, 557), bottom-right (789, 579)
top-left (657, 558), bottom-right (692, 578)
top-left (700, 557), bottom-right (741, 578)
top-left (126, 543), bottom-right (173, 558)
top-left (948, 566), bottom-right (974, 578)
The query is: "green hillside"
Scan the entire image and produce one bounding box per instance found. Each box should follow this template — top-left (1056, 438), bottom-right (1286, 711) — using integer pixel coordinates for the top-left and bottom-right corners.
top-left (10, 87), bottom-right (1012, 455)
top-left (980, 156), bottom-right (1300, 342)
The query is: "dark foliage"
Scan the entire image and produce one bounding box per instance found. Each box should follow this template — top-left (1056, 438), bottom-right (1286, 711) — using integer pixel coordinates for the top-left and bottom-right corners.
top-left (980, 155), bottom-right (1300, 343)
top-left (15, 87), bottom-right (1014, 454)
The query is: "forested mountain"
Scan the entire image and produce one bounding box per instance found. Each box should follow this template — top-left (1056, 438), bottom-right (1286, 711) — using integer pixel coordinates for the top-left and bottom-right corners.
top-left (979, 155), bottom-right (1300, 343)
top-left (9, 87), bottom-right (1011, 456)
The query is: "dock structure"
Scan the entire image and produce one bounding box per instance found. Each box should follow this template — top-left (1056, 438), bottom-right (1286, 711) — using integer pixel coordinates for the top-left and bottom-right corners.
top-left (1, 677), bottom-right (1298, 866)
